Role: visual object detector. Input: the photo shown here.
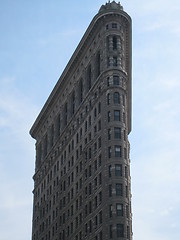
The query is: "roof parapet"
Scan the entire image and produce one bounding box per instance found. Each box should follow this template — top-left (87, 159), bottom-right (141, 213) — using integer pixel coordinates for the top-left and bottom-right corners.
top-left (99, 1), bottom-right (123, 13)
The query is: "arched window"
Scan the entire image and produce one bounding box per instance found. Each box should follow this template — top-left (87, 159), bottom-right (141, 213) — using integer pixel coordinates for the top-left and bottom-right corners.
top-left (114, 92), bottom-right (120, 104)
top-left (113, 36), bottom-right (117, 50)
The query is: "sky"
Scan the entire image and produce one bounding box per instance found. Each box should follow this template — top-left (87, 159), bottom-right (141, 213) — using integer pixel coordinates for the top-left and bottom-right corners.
top-left (0, 0), bottom-right (180, 239)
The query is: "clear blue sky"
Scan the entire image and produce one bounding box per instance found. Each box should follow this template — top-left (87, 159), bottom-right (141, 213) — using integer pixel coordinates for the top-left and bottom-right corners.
top-left (0, 1), bottom-right (180, 239)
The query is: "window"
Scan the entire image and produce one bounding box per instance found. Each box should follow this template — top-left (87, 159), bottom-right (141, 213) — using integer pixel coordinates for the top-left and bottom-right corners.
top-left (127, 226), bottom-right (130, 239)
top-left (109, 184), bottom-right (112, 197)
top-left (109, 204), bottom-right (113, 218)
top-left (115, 164), bottom-right (122, 176)
top-left (108, 129), bottom-right (111, 140)
top-left (56, 114), bottom-right (60, 137)
top-left (98, 102), bottom-right (101, 114)
top-left (99, 154), bottom-right (102, 166)
top-left (113, 36), bottom-right (117, 50)
top-left (116, 183), bottom-right (123, 196)
top-left (122, 94), bottom-right (125, 106)
top-left (112, 23), bottom-right (117, 28)
top-left (113, 75), bottom-right (119, 85)
top-left (114, 127), bottom-right (121, 139)
top-left (87, 65), bottom-right (92, 91)
top-left (115, 145), bottom-right (121, 157)
top-left (64, 102), bottom-right (68, 126)
top-left (99, 231), bottom-right (103, 240)
top-left (109, 225), bottom-right (113, 238)
top-left (124, 129), bottom-right (126, 141)
top-left (109, 165), bottom-right (112, 177)
top-left (98, 120), bottom-right (101, 131)
top-left (124, 147), bottom-right (127, 159)
top-left (107, 93), bottom-right (111, 105)
top-left (116, 203), bottom-right (123, 216)
top-left (95, 195), bottom-right (98, 208)
top-left (89, 220), bottom-right (92, 233)
top-left (123, 112), bottom-right (125, 123)
top-left (85, 223), bottom-right (88, 235)
top-left (89, 201), bottom-right (92, 213)
top-left (126, 185), bottom-right (128, 198)
top-left (114, 92), bottom-right (120, 104)
top-left (117, 224), bottom-right (124, 237)
top-left (99, 191), bottom-right (102, 203)
top-left (96, 51), bottom-right (101, 77)
top-left (114, 110), bottom-right (120, 121)
top-left (108, 146), bottom-right (112, 158)
top-left (107, 77), bottom-right (110, 86)
top-left (125, 166), bottom-right (128, 178)
top-left (71, 91), bottom-right (75, 116)
top-left (99, 211), bottom-right (102, 224)
top-left (113, 56), bottom-right (117, 66)
top-left (94, 107), bottom-right (97, 118)
top-left (89, 116), bottom-right (91, 126)
top-left (98, 137), bottom-right (101, 148)
top-left (95, 215), bottom-right (98, 227)
top-left (107, 57), bottom-right (110, 67)
top-left (89, 148), bottom-right (91, 159)
top-left (126, 205), bottom-right (129, 218)
top-left (85, 121), bottom-right (87, 132)
top-left (99, 173), bottom-right (102, 185)
top-left (108, 111), bottom-right (111, 122)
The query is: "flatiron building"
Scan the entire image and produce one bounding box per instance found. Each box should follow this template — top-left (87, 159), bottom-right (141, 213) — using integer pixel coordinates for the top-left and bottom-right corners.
top-left (30, 1), bottom-right (132, 240)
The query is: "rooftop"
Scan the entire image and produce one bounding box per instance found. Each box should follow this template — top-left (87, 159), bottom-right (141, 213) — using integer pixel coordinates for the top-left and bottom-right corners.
top-left (99, 1), bottom-right (123, 13)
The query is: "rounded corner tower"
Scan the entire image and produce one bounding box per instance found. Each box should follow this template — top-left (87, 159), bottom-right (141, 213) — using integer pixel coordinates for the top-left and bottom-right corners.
top-left (30, 1), bottom-right (132, 240)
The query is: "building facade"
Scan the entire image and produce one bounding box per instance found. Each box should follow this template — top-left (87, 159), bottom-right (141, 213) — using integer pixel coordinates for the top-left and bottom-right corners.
top-left (30, 1), bottom-right (132, 240)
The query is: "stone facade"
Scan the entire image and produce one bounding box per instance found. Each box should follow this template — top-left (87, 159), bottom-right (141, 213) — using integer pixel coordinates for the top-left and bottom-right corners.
top-left (30, 1), bottom-right (132, 240)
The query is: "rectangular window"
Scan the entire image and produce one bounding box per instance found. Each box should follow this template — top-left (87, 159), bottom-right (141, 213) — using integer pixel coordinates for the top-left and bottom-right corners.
top-left (109, 225), bottom-right (113, 239)
top-left (98, 102), bottom-right (101, 114)
top-left (114, 110), bottom-right (120, 121)
top-left (116, 183), bottom-right (123, 196)
top-left (115, 164), bottom-right (122, 176)
top-left (109, 204), bottom-right (113, 218)
top-left (107, 93), bottom-right (111, 105)
top-left (109, 184), bottom-right (112, 197)
top-left (125, 166), bottom-right (128, 178)
top-left (108, 146), bottom-right (112, 158)
top-left (108, 111), bottom-right (111, 122)
top-left (98, 120), bottom-right (101, 131)
top-left (124, 148), bottom-right (127, 159)
top-left (116, 203), bottom-right (123, 216)
top-left (99, 211), bottom-right (102, 224)
top-left (117, 224), bottom-right (124, 237)
top-left (112, 23), bottom-right (117, 28)
top-left (108, 129), bottom-right (111, 140)
top-left (123, 112), bottom-right (125, 123)
top-left (127, 226), bottom-right (130, 239)
top-left (113, 56), bottom-right (117, 66)
top-left (114, 127), bottom-right (121, 139)
top-left (115, 145), bottom-right (121, 157)
top-left (109, 165), bottom-right (112, 177)
top-left (113, 75), bottom-right (119, 85)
